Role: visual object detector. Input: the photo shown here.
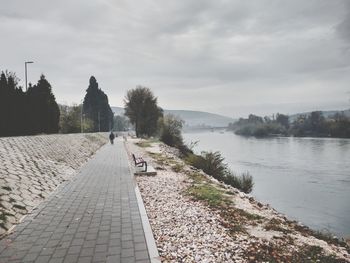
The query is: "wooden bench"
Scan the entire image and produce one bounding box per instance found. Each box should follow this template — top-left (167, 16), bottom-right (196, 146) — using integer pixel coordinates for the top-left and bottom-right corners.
top-left (132, 154), bottom-right (147, 172)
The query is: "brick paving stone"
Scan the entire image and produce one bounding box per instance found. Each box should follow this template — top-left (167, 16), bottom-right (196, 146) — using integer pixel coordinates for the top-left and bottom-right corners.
top-left (35, 255), bottom-right (51, 263)
top-left (121, 257), bottom-right (136, 263)
top-left (0, 134), bottom-right (108, 235)
top-left (77, 256), bottom-right (93, 263)
top-left (64, 254), bottom-right (79, 263)
top-left (135, 250), bottom-right (149, 261)
top-left (0, 141), bottom-right (150, 263)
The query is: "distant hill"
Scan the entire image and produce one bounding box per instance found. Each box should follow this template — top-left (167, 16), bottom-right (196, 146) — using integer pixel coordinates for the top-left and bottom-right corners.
top-left (111, 106), bottom-right (124, 116)
top-left (290, 109), bottom-right (350, 121)
top-left (111, 106), bottom-right (234, 128)
top-left (164, 110), bottom-right (234, 127)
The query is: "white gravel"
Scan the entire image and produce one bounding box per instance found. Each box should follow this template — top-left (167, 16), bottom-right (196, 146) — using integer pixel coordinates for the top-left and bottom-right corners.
top-left (127, 139), bottom-right (250, 262)
top-left (126, 138), bottom-right (350, 263)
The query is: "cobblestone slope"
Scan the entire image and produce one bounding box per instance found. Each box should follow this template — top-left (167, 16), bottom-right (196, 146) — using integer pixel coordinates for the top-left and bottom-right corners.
top-left (0, 133), bottom-right (108, 236)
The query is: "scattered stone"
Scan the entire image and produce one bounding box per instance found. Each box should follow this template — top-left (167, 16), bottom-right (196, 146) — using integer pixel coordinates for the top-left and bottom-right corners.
top-left (126, 138), bottom-right (350, 262)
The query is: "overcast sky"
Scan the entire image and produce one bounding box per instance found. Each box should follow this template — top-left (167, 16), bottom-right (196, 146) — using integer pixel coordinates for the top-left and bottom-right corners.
top-left (1, 0), bottom-right (350, 118)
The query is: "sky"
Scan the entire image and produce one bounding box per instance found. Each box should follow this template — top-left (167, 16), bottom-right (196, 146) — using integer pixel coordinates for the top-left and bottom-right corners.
top-left (1, 0), bottom-right (350, 118)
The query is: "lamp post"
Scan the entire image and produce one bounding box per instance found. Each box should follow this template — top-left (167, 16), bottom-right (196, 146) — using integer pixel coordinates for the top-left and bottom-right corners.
top-left (98, 111), bottom-right (101, 132)
top-left (25, 61), bottom-right (34, 91)
top-left (80, 100), bottom-right (84, 133)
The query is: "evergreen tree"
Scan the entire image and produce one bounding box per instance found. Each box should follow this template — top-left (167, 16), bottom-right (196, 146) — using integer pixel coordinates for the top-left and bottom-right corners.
top-left (83, 76), bottom-right (113, 132)
top-left (27, 75), bottom-right (60, 134)
top-left (124, 86), bottom-right (163, 137)
top-left (6, 74), bottom-right (17, 135)
top-left (0, 72), bottom-right (8, 136)
top-left (0, 71), bottom-right (26, 136)
top-left (0, 71), bottom-right (60, 137)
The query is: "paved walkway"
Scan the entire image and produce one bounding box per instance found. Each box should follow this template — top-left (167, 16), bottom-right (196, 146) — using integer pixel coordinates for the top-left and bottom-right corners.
top-left (0, 140), bottom-right (151, 263)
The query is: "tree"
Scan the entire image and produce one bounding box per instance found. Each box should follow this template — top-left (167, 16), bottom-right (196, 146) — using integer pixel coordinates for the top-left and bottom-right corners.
top-left (329, 113), bottom-right (350, 138)
top-left (159, 114), bottom-right (184, 147)
top-left (276, 113), bottom-right (289, 128)
top-left (124, 86), bottom-right (163, 137)
top-left (27, 75), bottom-right (60, 134)
top-left (248, 114), bottom-right (264, 123)
top-left (0, 71), bottom-right (60, 137)
top-left (83, 76), bottom-right (113, 132)
top-left (0, 71), bottom-right (27, 136)
top-left (0, 72), bottom-right (9, 135)
top-left (59, 104), bottom-right (94, 134)
top-left (113, 115), bottom-right (130, 131)
top-left (59, 104), bottom-right (81, 133)
top-left (310, 111), bottom-right (326, 133)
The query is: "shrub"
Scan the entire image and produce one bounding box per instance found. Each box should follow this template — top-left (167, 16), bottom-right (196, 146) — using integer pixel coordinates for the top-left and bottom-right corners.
top-left (176, 143), bottom-right (193, 156)
top-left (200, 151), bottom-right (227, 181)
top-left (186, 151), bottom-right (226, 179)
top-left (159, 114), bottom-right (184, 147)
top-left (185, 151), bottom-right (254, 193)
top-left (224, 171), bottom-right (254, 194)
top-left (185, 153), bottom-right (204, 167)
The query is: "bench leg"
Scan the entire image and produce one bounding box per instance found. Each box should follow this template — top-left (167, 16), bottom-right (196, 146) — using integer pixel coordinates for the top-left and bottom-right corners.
top-left (135, 162), bottom-right (147, 172)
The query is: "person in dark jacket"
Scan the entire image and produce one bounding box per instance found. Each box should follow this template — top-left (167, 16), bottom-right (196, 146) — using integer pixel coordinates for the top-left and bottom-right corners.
top-left (109, 132), bottom-right (115, 144)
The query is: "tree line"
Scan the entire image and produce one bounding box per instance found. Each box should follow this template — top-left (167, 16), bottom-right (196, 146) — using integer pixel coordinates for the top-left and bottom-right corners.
top-left (0, 71), bottom-right (114, 137)
top-left (0, 71), bottom-right (59, 137)
top-left (228, 111), bottom-right (350, 138)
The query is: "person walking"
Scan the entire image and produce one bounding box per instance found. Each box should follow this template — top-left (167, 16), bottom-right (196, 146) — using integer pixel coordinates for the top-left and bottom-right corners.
top-left (109, 131), bottom-right (115, 144)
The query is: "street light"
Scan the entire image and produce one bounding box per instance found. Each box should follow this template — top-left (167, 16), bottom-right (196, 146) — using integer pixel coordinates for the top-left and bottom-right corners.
top-left (25, 61), bottom-right (34, 91)
top-left (98, 111), bottom-right (101, 132)
top-left (81, 99), bottom-right (84, 133)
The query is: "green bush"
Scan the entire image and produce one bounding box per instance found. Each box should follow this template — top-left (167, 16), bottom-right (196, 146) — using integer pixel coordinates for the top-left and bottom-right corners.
top-left (176, 143), bottom-right (193, 156)
top-left (159, 114), bottom-right (184, 147)
top-left (224, 171), bottom-right (254, 194)
top-left (185, 151), bottom-right (254, 193)
top-left (200, 151), bottom-right (227, 181)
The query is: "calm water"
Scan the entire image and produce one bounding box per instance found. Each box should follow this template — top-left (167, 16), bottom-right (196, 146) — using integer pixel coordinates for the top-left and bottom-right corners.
top-left (183, 130), bottom-right (350, 238)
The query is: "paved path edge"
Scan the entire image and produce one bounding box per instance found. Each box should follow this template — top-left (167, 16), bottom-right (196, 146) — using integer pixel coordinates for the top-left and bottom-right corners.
top-left (134, 185), bottom-right (161, 263)
top-left (123, 142), bottom-right (161, 263)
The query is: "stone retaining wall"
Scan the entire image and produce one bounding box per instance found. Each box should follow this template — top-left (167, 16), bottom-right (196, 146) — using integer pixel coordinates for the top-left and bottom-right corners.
top-left (0, 133), bottom-right (108, 236)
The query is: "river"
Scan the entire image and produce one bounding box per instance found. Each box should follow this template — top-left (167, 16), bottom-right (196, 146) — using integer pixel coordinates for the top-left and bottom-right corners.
top-left (183, 130), bottom-right (350, 239)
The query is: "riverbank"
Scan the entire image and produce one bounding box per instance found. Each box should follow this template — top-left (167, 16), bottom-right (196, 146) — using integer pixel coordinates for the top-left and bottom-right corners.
top-left (0, 133), bottom-right (108, 237)
top-left (183, 130), bottom-right (350, 239)
top-left (126, 138), bottom-right (350, 262)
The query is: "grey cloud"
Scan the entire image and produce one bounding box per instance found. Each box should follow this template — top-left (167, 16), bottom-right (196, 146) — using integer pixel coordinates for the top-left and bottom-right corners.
top-left (1, 0), bottom-right (349, 116)
top-left (337, 6), bottom-right (350, 42)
